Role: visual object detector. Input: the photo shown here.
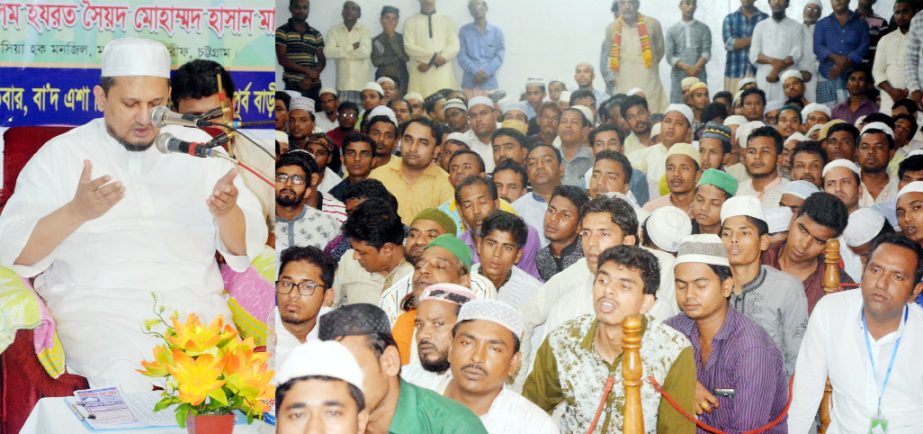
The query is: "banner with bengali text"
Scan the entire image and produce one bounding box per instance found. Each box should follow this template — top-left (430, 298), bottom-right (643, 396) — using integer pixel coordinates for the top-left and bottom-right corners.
top-left (0, 0), bottom-right (276, 127)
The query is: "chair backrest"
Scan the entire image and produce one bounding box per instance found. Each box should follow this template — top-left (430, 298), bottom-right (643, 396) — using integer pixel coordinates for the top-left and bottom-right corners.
top-left (2, 126), bottom-right (74, 207)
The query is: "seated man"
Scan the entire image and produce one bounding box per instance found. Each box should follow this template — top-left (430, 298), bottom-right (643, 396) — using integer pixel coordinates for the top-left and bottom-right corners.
top-left (536, 186), bottom-right (588, 281)
top-left (400, 284), bottom-right (474, 381)
top-left (437, 150), bottom-right (518, 235)
top-left (492, 159), bottom-right (528, 204)
top-left (584, 125), bottom-right (649, 205)
top-left (691, 169), bottom-right (738, 235)
top-left (473, 211), bottom-right (542, 310)
top-left (318, 304), bottom-right (489, 433)
top-left (443, 300), bottom-right (558, 434)
top-left (523, 245), bottom-right (695, 433)
top-left (789, 141), bottom-right (828, 188)
top-left (514, 144), bottom-right (563, 235)
top-left (737, 126), bottom-right (791, 208)
top-left (491, 127), bottom-right (530, 167)
top-left (330, 132), bottom-right (377, 202)
top-left (276, 152), bottom-right (341, 252)
top-left (697, 122), bottom-right (734, 172)
top-left (789, 233), bottom-right (923, 432)
top-left (0, 38), bottom-right (265, 391)
top-left (822, 159), bottom-right (863, 214)
top-left (666, 234), bottom-right (788, 431)
top-left (643, 143), bottom-right (702, 214)
top-left (404, 208), bottom-right (457, 264)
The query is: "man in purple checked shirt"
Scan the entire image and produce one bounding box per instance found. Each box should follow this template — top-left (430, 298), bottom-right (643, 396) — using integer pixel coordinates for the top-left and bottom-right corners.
top-left (666, 234), bottom-right (788, 433)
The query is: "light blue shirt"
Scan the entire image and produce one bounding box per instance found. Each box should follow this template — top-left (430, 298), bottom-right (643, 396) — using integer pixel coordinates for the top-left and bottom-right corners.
top-left (458, 21), bottom-right (505, 89)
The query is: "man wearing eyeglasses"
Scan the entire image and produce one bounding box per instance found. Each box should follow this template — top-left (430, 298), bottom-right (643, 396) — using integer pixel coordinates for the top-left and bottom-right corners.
top-left (275, 152), bottom-right (341, 254)
top-left (271, 245), bottom-right (336, 380)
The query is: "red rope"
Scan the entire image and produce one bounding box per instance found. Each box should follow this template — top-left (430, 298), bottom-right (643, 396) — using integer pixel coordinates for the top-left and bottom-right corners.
top-left (236, 161), bottom-right (273, 188)
top-left (585, 376), bottom-right (616, 434)
top-left (647, 374), bottom-right (795, 434)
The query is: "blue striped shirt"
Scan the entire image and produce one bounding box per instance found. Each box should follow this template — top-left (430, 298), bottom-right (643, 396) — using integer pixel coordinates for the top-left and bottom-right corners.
top-left (722, 8), bottom-right (768, 78)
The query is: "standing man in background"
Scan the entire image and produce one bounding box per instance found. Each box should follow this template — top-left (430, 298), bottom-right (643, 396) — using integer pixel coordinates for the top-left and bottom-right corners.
top-left (324, 1), bottom-right (372, 106)
top-left (404, 0), bottom-right (460, 98)
top-left (276, 0), bottom-right (326, 100)
top-left (722, 0), bottom-right (767, 95)
top-left (604, 0), bottom-right (667, 113)
top-left (371, 6), bottom-right (410, 96)
top-left (458, 0), bottom-right (505, 99)
top-left (665, 0), bottom-right (711, 104)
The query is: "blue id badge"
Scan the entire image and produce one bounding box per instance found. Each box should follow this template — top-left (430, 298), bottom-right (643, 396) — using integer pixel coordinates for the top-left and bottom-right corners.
top-left (869, 416), bottom-right (888, 434)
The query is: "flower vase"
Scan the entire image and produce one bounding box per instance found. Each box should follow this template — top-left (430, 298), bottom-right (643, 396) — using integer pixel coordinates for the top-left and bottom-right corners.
top-left (186, 414), bottom-right (234, 434)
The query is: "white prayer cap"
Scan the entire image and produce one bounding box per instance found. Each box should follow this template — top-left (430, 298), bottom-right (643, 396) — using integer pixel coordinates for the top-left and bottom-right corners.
top-left (376, 76), bottom-right (396, 86)
top-left (765, 100), bottom-right (784, 114)
top-left (558, 90), bottom-right (572, 103)
top-left (737, 77), bottom-right (757, 92)
top-left (723, 115), bottom-right (748, 127)
top-left (289, 97), bottom-right (315, 113)
top-left (665, 104), bottom-right (693, 126)
top-left (781, 70), bottom-right (803, 84)
top-left (764, 207), bottom-right (794, 234)
top-left (419, 283), bottom-right (476, 305)
top-left (319, 87), bottom-right (338, 97)
top-left (806, 0), bottom-right (822, 8)
top-left (844, 207), bottom-right (887, 247)
top-left (651, 122), bottom-right (662, 138)
top-left (404, 92), bottom-right (424, 102)
top-left (785, 132), bottom-right (808, 145)
top-left (468, 96), bottom-right (493, 110)
top-left (675, 234), bottom-right (730, 267)
top-left (801, 103), bottom-right (832, 120)
top-left (368, 105), bottom-right (397, 125)
top-left (457, 299), bottom-right (524, 339)
top-left (665, 143), bottom-right (701, 167)
top-left (782, 180), bottom-right (820, 200)
top-left (444, 98), bottom-right (467, 113)
top-left (549, 77), bottom-right (567, 86)
top-left (681, 77), bottom-right (701, 91)
top-left (861, 122), bottom-right (895, 138)
top-left (736, 121), bottom-right (766, 148)
top-left (502, 101), bottom-right (528, 116)
top-left (277, 340), bottom-right (364, 390)
top-left (806, 123), bottom-right (824, 138)
top-left (569, 104), bottom-right (594, 124)
top-left (720, 195), bottom-right (766, 224)
top-left (908, 149), bottom-right (923, 159)
top-left (645, 207), bottom-right (693, 253)
top-left (627, 87), bottom-right (644, 96)
top-left (101, 38), bottom-right (171, 78)
top-left (284, 90), bottom-right (302, 100)
top-left (446, 132), bottom-right (468, 144)
top-left (855, 115), bottom-right (868, 127)
top-left (897, 181), bottom-right (923, 200)
top-left (363, 81), bottom-right (384, 96)
top-left (525, 76), bottom-right (545, 86)
top-left (822, 159), bottom-right (861, 177)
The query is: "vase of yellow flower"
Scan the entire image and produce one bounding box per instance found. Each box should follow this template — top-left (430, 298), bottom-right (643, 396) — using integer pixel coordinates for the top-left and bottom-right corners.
top-left (137, 302), bottom-right (274, 434)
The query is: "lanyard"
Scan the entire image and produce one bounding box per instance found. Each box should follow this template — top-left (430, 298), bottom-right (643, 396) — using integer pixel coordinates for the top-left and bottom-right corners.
top-left (861, 305), bottom-right (908, 416)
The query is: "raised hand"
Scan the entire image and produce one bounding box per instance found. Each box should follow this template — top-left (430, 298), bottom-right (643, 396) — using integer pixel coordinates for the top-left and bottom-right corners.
top-left (70, 160), bottom-right (124, 222)
top-left (207, 168), bottom-right (239, 218)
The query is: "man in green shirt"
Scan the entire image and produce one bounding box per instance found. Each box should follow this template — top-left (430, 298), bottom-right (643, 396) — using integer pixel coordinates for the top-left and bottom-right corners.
top-left (523, 245), bottom-right (696, 433)
top-left (319, 303), bottom-right (488, 434)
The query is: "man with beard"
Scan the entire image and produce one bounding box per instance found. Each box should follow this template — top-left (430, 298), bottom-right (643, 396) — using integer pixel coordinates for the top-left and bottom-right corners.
top-left (737, 126), bottom-right (790, 207)
top-left (443, 300), bottom-right (558, 434)
top-left (573, 63), bottom-right (608, 109)
top-left (443, 98), bottom-right (469, 133)
top-left (536, 186), bottom-right (589, 282)
top-left (276, 0), bottom-right (326, 100)
top-left (272, 246), bottom-right (336, 375)
top-left (370, 117), bottom-right (454, 222)
top-left (0, 38), bottom-right (266, 391)
top-left (315, 88), bottom-right (340, 132)
top-left (603, 0), bottom-right (667, 113)
top-left (781, 70), bottom-right (809, 107)
top-left (620, 95), bottom-right (653, 156)
top-left (276, 152), bottom-right (341, 252)
top-left (400, 284), bottom-right (475, 383)
top-left (872, 1), bottom-right (913, 114)
top-left (822, 159), bottom-right (862, 213)
top-left (462, 97), bottom-right (500, 172)
top-left (404, 209), bottom-right (457, 265)
top-left (330, 132), bottom-right (375, 201)
top-left (750, 0), bottom-right (804, 102)
top-left (857, 123), bottom-right (900, 205)
top-left (531, 102), bottom-right (561, 146)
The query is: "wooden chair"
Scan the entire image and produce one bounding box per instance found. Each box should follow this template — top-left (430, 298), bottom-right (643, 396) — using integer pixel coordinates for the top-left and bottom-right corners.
top-left (818, 239), bottom-right (841, 433)
top-left (622, 314), bottom-right (644, 433)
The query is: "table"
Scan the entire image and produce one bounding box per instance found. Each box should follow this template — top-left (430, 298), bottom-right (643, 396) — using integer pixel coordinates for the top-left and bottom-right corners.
top-left (20, 397), bottom-right (276, 434)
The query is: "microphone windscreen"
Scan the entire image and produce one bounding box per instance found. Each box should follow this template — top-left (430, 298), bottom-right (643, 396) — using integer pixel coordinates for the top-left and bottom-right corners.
top-left (154, 133), bottom-right (173, 154)
top-left (151, 106), bottom-right (170, 128)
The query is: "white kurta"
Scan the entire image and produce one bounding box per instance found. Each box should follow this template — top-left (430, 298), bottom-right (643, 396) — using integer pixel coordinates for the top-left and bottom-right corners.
top-left (403, 13), bottom-right (460, 98)
top-left (609, 16), bottom-right (668, 114)
top-left (461, 129), bottom-right (495, 173)
top-left (749, 16), bottom-right (804, 102)
top-left (474, 387), bottom-right (560, 434)
top-left (873, 29), bottom-right (910, 114)
top-left (324, 23), bottom-right (373, 92)
top-left (270, 306), bottom-right (330, 384)
top-left (0, 119), bottom-right (267, 392)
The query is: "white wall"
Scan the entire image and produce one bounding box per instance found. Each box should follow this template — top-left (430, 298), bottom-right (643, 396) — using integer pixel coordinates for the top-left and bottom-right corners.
top-left (277, 0), bottom-right (897, 101)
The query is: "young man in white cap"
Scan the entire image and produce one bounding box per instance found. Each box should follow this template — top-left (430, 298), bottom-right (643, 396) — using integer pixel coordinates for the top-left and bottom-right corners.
top-left (628, 104), bottom-right (693, 195)
top-left (823, 159), bottom-right (864, 213)
top-left (324, 1), bottom-right (372, 106)
top-left (0, 37), bottom-right (266, 391)
top-left (782, 69), bottom-right (808, 106)
top-left (444, 299), bottom-right (558, 434)
top-left (462, 96), bottom-right (499, 172)
top-left (842, 206), bottom-right (893, 279)
top-left (800, 103), bottom-right (832, 133)
top-left (788, 232), bottom-right (923, 432)
top-left (720, 196), bottom-right (808, 375)
top-left (458, 0), bottom-right (505, 99)
top-left (858, 123), bottom-right (900, 205)
top-left (641, 206), bottom-right (693, 254)
top-left (403, 0), bottom-right (460, 98)
top-left (737, 126), bottom-right (790, 208)
top-left (359, 81), bottom-right (384, 114)
top-left (276, 340), bottom-right (368, 434)
top-left (643, 143), bottom-right (701, 213)
top-left (779, 179), bottom-right (820, 217)
top-left (524, 244), bottom-right (696, 433)
top-left (666, 234), bottom-right (788, 430)
top-left (896, 181), bottom-right (923, 249)
top-left (500, 102), bottom-right (528, 124)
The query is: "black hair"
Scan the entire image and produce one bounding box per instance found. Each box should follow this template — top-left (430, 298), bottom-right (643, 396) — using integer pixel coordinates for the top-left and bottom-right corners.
top-left (741, 88), bottom-right (767, 106)
top-left (720, 215), bottom-right (769, 236)
top-left (170, 59), bottom-right (234, 110)
top-left (342, 179), bottom-right (399, 212)
top-left (343, 198), bottom-right (404, 249)
top-left (620, 94), bottom-right (649, 118)
top-left (424, 93), bottom-right (445, 114)
top-left (894, 113), bottom-right (919, 138)
top-left (863, 113), bottom-right (895, 129)
top-left (596, 245), bottom-right (660, 295)
top-left (491, 128), bottom-right (530, 151)
top-left (860, 128), bottom-right (896, 150)
top-left (899, 155), bottom-right (923, 180)
top-left (278, 245), bottom-right (337, 288)
top-left (551, 185), bottom-right (591, 211)
top-left (365, 114), bottom-right (398, 134)
top-left (589, 124), bottom-right (627, 147)
top-left (579, 196), bottom-right (639, 244)
top-left (779, 105), bottom-right (803, 123)
top-left (342, 131), bottom-right (377, 157)
top-left (569, 89), bottom-right (597, 106)
top-left (713, 91), bottom-right (733, 103)
top-left (867, 232), bottom-right (923, 284)
top-left (449, 149), bottom-right (486, 173)
top-left (381, 5), bottom-right (399, 18)
top-left (706, 264), bottom-right (733, 283)
top-left (528, 143), bottom-right (563, 164)
top-left (278, 151), bottom-right (318, 176)
top-left (784, 97), bottom-right (806, 111)
top-left (400, 117), bottom-right (442, 146)
top-left (827, 123), bottom-right (860, 147)
top-left (338, 101), bottom-right (359, 115)
top-left (479, 211), bottom-right (528, 248)
top-left (493, 159), bottom-right (528, 188)
top-left (594, 150), bottom-right (633, 184)
top-left (276, 376), bottom-right (365, 414)
top-left (797, 192), bottom-right (849, 237)
top-left (791, 141), bottom-right (830, 167)
top-left (747, 125), bottom-right (784, 154)
top-left (701, 103), bottom-right (728, 124)
top-left (452, 320), bottom-right (521, 353)
top-left (276, 91), bottom-right (291, 110)
top-left (892, 99), bottom-right (919, 116)
top-left (455, 175), bottom-right (498, 204)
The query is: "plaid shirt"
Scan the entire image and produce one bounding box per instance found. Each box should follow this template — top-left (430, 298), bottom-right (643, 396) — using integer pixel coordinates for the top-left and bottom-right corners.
top-left (906, 10), bottom-right (923, 92)
top-left (722, 8), bottom-right (768, 78)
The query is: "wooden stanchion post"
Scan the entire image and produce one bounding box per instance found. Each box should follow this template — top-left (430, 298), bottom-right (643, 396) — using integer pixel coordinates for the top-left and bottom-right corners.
top-left (823, 238), bottom-right (840, 293)
top-left (622, 314), bottom-right (644, 434)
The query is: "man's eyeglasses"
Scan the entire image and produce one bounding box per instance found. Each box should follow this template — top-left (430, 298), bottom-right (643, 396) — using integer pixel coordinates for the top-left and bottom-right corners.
top-left (276, 174), bottom-right (306, 185)
top-left (276, 280), bottom-right (322, 297)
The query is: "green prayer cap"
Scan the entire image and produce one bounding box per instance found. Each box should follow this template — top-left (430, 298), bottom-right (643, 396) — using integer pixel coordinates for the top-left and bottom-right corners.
top-left (412, 208), bottom-right (457, 236)
top-left (425, 234), bottom-right (472, 271)
top-left (697, 168), bottom-right (738, 197)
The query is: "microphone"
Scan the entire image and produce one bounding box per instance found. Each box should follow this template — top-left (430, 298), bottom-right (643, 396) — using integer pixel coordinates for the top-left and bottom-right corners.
top-left (203, 119), bottom-right (276, 128)
top-left (154, 133), bottom-right (213, 158)
top-left (151, 106), bottom-right (208, 128)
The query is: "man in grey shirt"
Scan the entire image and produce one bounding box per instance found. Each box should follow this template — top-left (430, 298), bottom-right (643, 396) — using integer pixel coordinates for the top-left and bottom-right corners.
top-left (665, 0), bottom-right (711, 103)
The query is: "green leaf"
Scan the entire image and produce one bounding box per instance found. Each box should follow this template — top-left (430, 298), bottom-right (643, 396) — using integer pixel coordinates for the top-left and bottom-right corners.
top-left (176, 406), bottom-right (189, 429)
top-left (152, 399), bottom-right (172, 413)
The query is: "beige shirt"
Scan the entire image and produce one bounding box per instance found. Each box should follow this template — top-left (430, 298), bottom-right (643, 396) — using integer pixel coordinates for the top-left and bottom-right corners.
top-left (332, 250), bottom-right (413, 307)
top-left (324, 22), bottom-right (372, 92)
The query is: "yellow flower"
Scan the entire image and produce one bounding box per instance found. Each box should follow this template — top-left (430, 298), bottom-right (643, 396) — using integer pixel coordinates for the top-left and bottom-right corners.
top-left (166, 350), bottom-right (227, 406)
top-left (223, 344), bottom-right (275, 415)
top-left (138, 345), bottom-right (173, 378)
top-left (165, 314), bottom-right (238, 355)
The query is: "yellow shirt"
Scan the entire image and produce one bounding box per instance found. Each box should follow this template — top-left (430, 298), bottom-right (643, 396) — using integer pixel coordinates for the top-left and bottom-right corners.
top-left (369, 158), bottom-right (454, 222)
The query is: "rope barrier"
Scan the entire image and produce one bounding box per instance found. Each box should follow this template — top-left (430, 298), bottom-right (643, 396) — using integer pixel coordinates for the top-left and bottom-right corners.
top-left (585, 376), bottom-right (616, 434)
